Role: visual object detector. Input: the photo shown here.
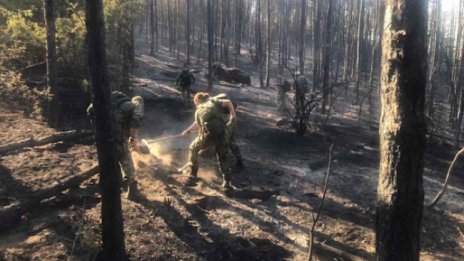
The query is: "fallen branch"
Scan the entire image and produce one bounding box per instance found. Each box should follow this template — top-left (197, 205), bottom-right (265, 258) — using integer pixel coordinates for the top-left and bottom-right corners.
top-left (308, 144), bottom-right (334, 261)
top-left (0, 129), bottom-right (92, 155)
top-left (0, 165), bottom-right (99, 232)
top-left (428, 147), bottom-right (464, 207)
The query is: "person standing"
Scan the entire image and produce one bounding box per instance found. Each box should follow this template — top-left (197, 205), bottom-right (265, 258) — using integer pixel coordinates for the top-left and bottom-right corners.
top-left (176, 64), bottom-right (196, 108)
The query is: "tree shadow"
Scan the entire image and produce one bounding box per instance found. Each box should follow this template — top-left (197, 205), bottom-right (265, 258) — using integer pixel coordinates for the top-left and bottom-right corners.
top-left (421, 207), bottom-right (464, 259)
top-left (134, 184), bottom-right (290, 261)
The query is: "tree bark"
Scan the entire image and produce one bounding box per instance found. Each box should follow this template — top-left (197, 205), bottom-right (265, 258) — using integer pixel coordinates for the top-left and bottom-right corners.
top-left (321, 0), bottom-right (334, 115)
top-left (376, 0), bottom-right (428, 260)
top-left (207, 0), bottom-right (213, 90)
top-left (299, 0), bottom-right (307, 75)
top-left (312, 0), bottom-right (321, 91)
top-left (150, 0), bottom-right (155, 56)
top-left (186, 0), bottom-right (191, 64)
top-left (44, 0), bottom-right (60, 128)
top-left (354, 0), bottom-right (365, 104)
top-left (85, 0), bottom-right (126, 260)
top-left (257, 0), bottom-right (264, 88)
top-left (265, 0), bottom-right (271, 86)
top-left (426, 0), bottom-right (441, 116)
top-left (234, 0), bottom-right (243, 66)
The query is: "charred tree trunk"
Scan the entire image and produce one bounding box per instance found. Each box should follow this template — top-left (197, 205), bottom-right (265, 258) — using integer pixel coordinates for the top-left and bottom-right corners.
top-left (376, 0), bottom-right (427, 260)
top-left (207, 0), bottom-right (213, 90)
top-left (257, 0), bottom-right (264, 88)
top-left (224, 0), bottom-right (231, 66)
top-left (312, 0), bottom-right (321, 91)
top-left (0, 165), bottom-right (99, 232)
top-left (354, 0), bottom-right (365, 104)
top-left (299, 0), bottom-right (307, 75)
top-left (234, 0), bottom-right (243, 66)
top-left (84, 0), bottom-right (126, 259)
top-left (265, 0), bottom-right (271, 87)
top-left (44, 0), bottom-right (60, 128)
top-left (155, 0), bottom-right (158, 52)
top-left (426, 0), bottom-right (441, 117)
top-left (186, 0), bottom-right (191, 64)
top-left (150, 0), bottom-right (155, 56)
top-left (321, 0), bottom-right (334, 115)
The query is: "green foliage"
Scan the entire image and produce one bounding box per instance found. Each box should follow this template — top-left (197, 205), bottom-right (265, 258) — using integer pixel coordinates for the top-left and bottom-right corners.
top-left (104, 0), bottom-right (145, 91)
top-left (0, 69), bottom-right (49, 119)
top-left (55, 3), bottom-right (87, 78)
top-left (0, 7), bottom-right (45, 68)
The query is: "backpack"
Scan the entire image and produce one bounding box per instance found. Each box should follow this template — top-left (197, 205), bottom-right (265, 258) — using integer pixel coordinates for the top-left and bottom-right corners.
top-left (178, 70), bottom-right (193, 86)
top-left (111, 91), bottom-right (131, 112)
top-left (195, 98), bottom-right (225, 136)
top-left (211, 93), bottom-right (237, 113)
top-left (111, 91), bottom-right (133, 139)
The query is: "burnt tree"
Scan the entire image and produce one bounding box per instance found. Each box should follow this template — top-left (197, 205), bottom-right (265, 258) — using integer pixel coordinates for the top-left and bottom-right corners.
top-left (207, 0), bottom-right (213, 90)
top-left (376, 0), bottom-right (428, 260)
top-left (44, 0), bottom-right (60, 128)
top-left (85, 0), bottom-right (126, 260)
top-left (298, 0), bottom-right (306, 74)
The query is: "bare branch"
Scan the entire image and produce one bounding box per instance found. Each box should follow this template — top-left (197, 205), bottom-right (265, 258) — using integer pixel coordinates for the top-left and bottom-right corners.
top-left (428, 147), bottom-right (464, 207)
top-left (307, 144), bottom-right (334, 261)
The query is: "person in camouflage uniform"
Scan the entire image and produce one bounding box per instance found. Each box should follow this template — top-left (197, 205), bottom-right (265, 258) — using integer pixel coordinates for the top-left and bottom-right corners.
top-left (87, 91), bottom-right (144, 200)
top-left (277, 75), bottom-right (291, 113)
top-left (176, 64), bottom-right (196, 108)
top-left (181, 92), bottom-right (237, 189)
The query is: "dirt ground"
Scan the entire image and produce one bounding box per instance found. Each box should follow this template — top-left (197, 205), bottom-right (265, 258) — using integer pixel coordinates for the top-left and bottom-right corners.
top-left (1, 46), bottom-right (464, 261)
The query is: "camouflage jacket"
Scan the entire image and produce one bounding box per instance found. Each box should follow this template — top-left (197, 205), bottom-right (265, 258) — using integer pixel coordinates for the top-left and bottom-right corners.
top-left (195, 98), bottom-right (226, 137)
top-left (87, 91), bottom-right (143, 142)
top-left (176, 69), bottom-right (195, 86)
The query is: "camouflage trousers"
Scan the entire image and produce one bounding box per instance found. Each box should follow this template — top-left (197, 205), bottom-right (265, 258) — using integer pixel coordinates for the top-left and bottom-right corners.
top-left (278, 91), bottom-right (287, 112)
top-left (115, 139), bottom-right (135, 182)
top-left (226, 121), bottom-right (242, 161)
top-left (188, 132), bottom-right (231, 182)
top-left (180, 85), bottom-right (192, 108)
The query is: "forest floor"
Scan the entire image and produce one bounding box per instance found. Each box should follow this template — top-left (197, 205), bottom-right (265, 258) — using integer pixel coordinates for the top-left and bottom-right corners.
top-left (1, 45), bottom-right (464, 261)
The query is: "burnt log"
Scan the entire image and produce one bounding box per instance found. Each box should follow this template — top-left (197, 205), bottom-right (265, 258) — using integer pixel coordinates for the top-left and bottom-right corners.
top-left (0, 165), bottom-right (99, 232)
top-left (0, 129), bottom-right (92, 155)
top-left (212, 63), bottom-right (251, 85)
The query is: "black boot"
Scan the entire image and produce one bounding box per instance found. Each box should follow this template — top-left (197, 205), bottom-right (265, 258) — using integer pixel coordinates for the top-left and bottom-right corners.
top-left (185, 165), bottom-right (198, 186)
top-left (126, 180), bottom-right (139, 200)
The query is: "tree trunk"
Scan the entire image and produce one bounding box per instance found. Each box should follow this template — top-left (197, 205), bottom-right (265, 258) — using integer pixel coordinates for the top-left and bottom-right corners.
top-left (453, 40), bottom-right (464, 147)
top-left (207, 0), bottom-right (213, 90)
top-left (257, 0), bottom-right (264, 88)
top-left (234, 0), bottom-right (243, 66)
top-left (426, 0), bottom-right (441, 117)
top-left (265, 0), bottom-right (271, 86)
top-left (376, 0), bottom-right (427, 260)
top-left (84, 0), bottom-right (126, 260)
top-left (150, 0), bottom-right (155, 56)
top-left (321, 0), bottom-right (334, 115)
top-left (155, 0), bottom-right (158, 52)
top-left (299, 0), bottom-right (306, 74)
top-left (199, 0), bottom-right (204, 63)
top-left (312, 0), bottom-right (321, 91)
top-left (186, 0), bottom-right (191, 64)
top-left (44, 0), bottom-right (60, 128)
top-left (354, 0), bottom-right (365, 104)
top-left (224, 0), bottom-right (231, 66)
